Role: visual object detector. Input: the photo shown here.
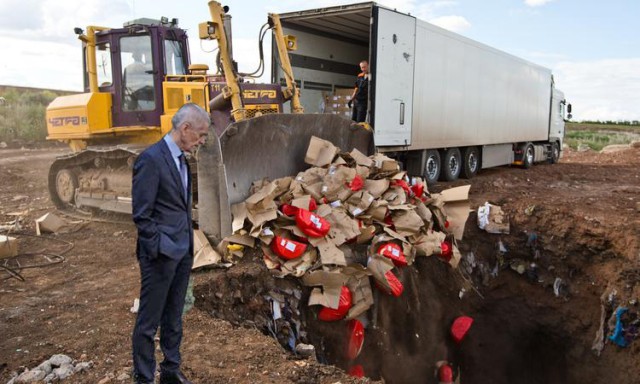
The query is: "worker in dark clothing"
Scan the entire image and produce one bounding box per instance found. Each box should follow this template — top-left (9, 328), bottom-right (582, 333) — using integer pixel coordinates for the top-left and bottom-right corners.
top-left (348, 60), bottom-right (369, 123)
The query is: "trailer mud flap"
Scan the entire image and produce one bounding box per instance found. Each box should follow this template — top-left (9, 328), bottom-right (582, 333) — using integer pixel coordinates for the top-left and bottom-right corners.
top-left (197, 114), bottom-right (374, 242)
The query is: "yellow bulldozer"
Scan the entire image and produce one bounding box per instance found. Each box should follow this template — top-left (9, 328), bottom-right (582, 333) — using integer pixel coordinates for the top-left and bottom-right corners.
top-left (45, 1), bottom-right (373, 242)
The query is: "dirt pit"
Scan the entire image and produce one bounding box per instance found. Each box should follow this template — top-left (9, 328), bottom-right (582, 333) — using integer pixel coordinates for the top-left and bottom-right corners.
top-left (194, 147), bottom-right (640, 383)
top-left (195, 214), bottom-right (637, 383)
top-left (1, 146), bottom-right (639, 383)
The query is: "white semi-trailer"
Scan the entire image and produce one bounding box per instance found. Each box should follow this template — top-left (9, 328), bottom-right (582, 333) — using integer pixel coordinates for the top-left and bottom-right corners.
top-left (273, 2), bottom-right (571, 183)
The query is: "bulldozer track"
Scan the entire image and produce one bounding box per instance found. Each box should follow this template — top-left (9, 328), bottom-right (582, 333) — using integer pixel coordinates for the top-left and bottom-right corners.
top-left (47, 146), bottom-right (145, 210)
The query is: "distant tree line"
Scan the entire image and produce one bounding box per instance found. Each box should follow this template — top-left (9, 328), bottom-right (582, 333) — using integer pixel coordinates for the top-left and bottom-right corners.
top-left (0, 86), bottom-right (75, 142)
top-left (578, 120), bottom-right (640, 126)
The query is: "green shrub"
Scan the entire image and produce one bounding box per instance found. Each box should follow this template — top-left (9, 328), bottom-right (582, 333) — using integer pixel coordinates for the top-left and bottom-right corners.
top-left (565, 129), bottom-right (638, 151)
top-left (0, 103), bottom-right (48, 141)
top-left (0, 87), bottom-right (68, 142)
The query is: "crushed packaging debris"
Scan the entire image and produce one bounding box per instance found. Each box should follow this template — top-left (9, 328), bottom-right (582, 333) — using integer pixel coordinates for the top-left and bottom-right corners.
top-left (221, 136), bottom-right (469, 326)
top-left (0, 235), bottom-right (18, 259)
top-left (303, 270), bottom-right (349, 309)
top-left (477, 202), bottom-right (510, 234)
top-left (35, 212), bottom-right (68, 235)
top-left (317, 286), bottom-right (352, 321)
top-left (440, 185), bottom-right (471, 240)
top-left (192, 229), bottom-right (222, 269)
top-left (304, 136), bottom-right (339, 167)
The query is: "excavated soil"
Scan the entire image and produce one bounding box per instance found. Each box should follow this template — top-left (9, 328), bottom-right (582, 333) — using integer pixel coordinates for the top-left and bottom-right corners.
top-left (1, 145), bottom-right (639, 383)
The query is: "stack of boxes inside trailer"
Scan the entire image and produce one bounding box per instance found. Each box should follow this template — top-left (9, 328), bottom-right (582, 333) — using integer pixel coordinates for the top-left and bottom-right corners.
top-left (322, 88), bottom-right (353, 118)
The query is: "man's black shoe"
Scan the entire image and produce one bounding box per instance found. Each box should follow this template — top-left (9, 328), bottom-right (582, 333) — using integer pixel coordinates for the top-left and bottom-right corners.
top-left (132, 373), bottom-right (154, 384)
top-left (159, 370), bottom-right (192, 384)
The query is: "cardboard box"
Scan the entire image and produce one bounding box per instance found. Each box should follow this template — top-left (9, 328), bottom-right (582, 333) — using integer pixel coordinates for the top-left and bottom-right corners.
top-left (305, 136), bottom-right (339, 167)
top-left (335, 87), bottom-right (354, 96)
top-left (440, 185), bottom-right (471, 240)
top-left (303, 269), bottom-right (349, 308)
top-left (0, 235), bottom-right (18, 259)
top-left (330, 111), bottom-right (351, 118)
top-left (372, 153), bottom-right (400, 172)
top-left (35, 212), bottom-right (68, 235)
top-left (192, 229), bottom-right (222, 269)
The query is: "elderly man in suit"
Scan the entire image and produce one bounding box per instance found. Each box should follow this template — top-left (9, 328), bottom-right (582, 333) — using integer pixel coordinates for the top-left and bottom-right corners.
top-left (131, 103), bottom-right (210, 384)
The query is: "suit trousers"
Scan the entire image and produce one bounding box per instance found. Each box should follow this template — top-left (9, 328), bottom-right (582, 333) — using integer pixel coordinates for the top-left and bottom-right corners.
top-left (132, 252), bottom-right (193, 382)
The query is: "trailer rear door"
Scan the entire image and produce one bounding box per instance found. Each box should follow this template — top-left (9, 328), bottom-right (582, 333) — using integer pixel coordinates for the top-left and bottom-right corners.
top-left (372, 7), bottom-right (416, 146)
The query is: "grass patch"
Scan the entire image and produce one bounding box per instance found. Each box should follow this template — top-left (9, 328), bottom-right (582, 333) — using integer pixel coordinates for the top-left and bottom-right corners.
top-left (565, 129), bottom-right (640, 151)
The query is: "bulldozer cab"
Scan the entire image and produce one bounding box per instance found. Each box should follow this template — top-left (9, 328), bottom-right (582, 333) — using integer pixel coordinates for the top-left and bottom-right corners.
top-left (87, 20), bottom-right (190, 128)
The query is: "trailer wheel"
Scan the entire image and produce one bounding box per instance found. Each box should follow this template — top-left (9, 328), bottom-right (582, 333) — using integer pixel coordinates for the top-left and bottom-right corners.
top-left (423, 150), bottom-right (441, 185)
top-left (461, 147), bottom-right (480, 179)
top-left (549, 142), bottom-right (560, 164)
top-left (440, 148), bottom-right (462, 181)
top-left (522, 143), bottom-right (535, 169)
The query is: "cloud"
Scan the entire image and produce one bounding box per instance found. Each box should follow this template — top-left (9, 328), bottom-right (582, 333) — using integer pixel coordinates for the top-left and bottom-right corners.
top-left (428, 15), bottom-right (471, 33)
top-left (0, 36), bottom-right (81, 91)
top-left (0, 0), bottom-right (131, 43)
top-left (402, 2), bottom-right (471, 34)
top-left (0, 0), bottom-right (135, 91)
top-left (411, 1), bottom-right (458, 19)
top-left (526, 51), bottom-right (570, 63)
top-left (0, 0), bottom-right (42, 31)
top-left (554, 58), bottom-right (640, 121)
top-left (40, 0), bottom-right (131, 38)
top-left (524, 0), bottom-right (556, 7)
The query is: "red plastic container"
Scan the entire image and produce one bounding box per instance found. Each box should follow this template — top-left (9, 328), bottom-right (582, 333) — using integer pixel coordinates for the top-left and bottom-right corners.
top-left (348, 174), bottom-right (364, 191)
top-left (378, 242), bottom-right (407, 267)
top-left (281, 198), bottom-right (317, 216)
top-left (271, 236), bottom-right (307, 260)
top-left (295, 208), bottom-right (330, 238)
top-left (348, 364), bottom-right (365, 377)
top-left (281, 204), bottom-right (299, 217)
top-left (375, 271), bottom-right (404, 297)
top-left (346, 319), bottom-right (365, 360)
top-left (410, 183), bottom-right (424, 198)
top-left (451, 316), bottom-right (474, 344)
top-left (318, 286), bottom-right (352, 322)
top-left (439, 241), bottom-right (453, 262)
top-left (391, 179), bottom-right (411, 195)
top-left (438, 363), bottom-right (453, 383)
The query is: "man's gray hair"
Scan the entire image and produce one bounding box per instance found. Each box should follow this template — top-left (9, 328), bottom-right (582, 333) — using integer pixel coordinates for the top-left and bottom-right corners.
top-left (171, 103), bottom-right (211, 131)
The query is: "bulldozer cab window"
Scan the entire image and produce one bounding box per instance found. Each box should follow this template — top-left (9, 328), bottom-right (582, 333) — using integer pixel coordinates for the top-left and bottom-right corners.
top-left (120, 35), bottom-right (155, 111)
top-left (97, 43), bottom-right (113, 89)
top-left (165, 40), bottom-right (186, 75)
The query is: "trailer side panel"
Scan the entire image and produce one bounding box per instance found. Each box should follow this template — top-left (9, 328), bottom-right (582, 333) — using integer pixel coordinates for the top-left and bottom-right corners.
top-left (410, 20), bottom-right (553, 150)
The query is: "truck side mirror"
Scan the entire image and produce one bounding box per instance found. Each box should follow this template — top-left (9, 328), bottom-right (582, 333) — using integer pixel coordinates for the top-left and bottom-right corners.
top-left (567, 103), bottom-right (572, 113)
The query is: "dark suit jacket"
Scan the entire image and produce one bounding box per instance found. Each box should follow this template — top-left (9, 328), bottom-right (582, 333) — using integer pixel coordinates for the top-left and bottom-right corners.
top-left (132, 138), bottom-right (193, 260)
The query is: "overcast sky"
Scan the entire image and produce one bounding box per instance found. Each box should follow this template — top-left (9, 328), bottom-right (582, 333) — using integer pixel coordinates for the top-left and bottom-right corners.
top-left (0, 0), bottom-right (638, 122)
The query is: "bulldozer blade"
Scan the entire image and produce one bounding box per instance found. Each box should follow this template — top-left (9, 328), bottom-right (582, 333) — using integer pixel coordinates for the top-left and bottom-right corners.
top-left (197, 114), bottom-right (374, 243)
